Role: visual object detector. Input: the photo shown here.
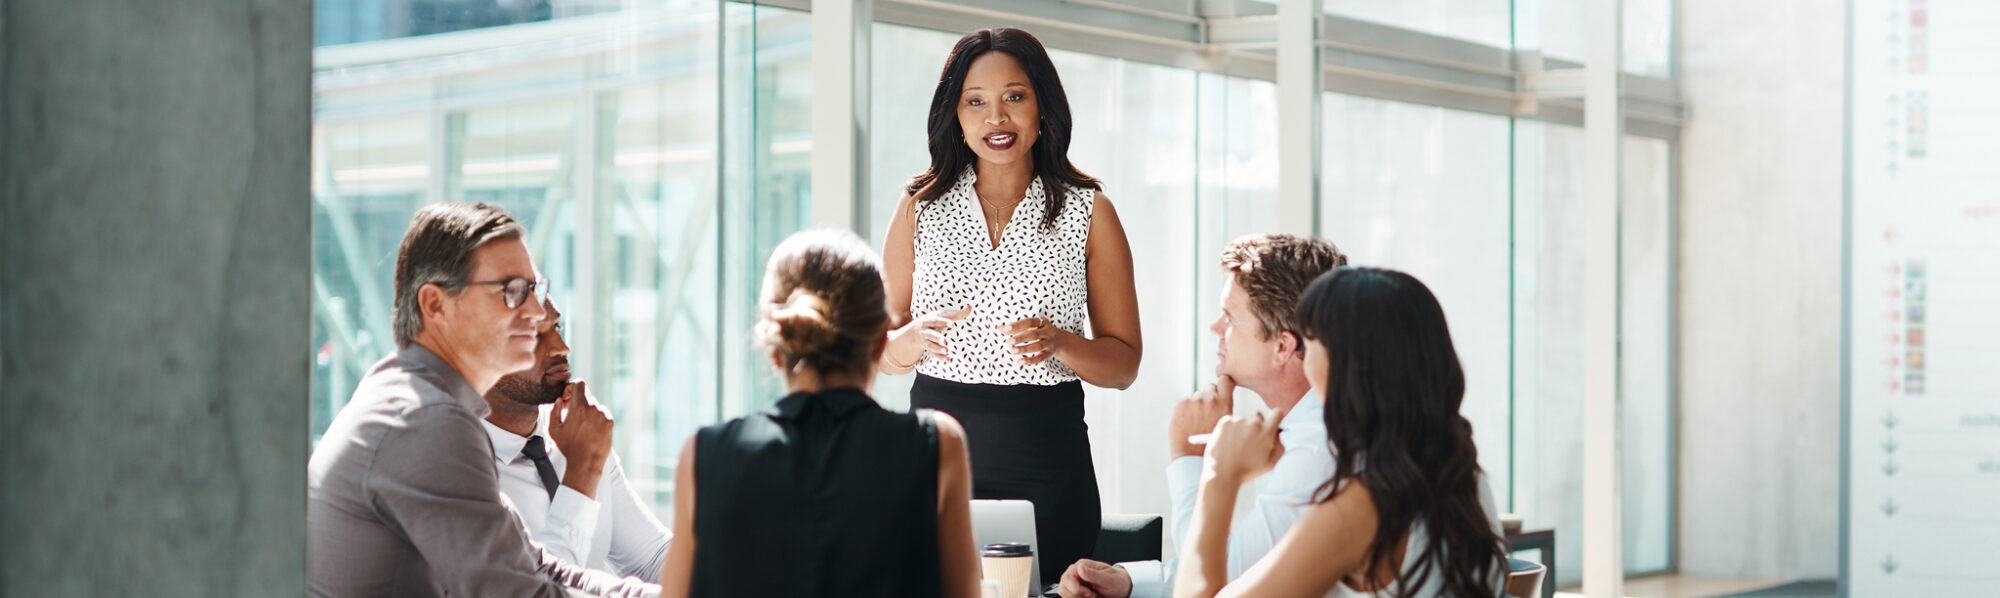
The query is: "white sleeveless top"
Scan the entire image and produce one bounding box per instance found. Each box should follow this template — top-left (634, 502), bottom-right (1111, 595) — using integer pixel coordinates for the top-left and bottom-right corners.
top-left (910, 168), bottom-right (1094, 386)
top-left (1328, 473), bottom-right (1505, 597)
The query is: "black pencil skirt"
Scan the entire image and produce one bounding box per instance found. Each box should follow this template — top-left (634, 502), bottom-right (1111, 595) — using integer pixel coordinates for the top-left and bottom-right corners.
top-left (910, 374), bottom-right (1100, 582)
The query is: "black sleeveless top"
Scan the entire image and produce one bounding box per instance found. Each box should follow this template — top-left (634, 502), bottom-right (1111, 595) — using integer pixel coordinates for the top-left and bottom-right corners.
top-left (691, 388), bottom-right (943, 597)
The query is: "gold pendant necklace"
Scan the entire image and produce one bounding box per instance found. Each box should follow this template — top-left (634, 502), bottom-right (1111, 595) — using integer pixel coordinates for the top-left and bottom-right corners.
top-left (980, 193), bottom-right (1023, 244)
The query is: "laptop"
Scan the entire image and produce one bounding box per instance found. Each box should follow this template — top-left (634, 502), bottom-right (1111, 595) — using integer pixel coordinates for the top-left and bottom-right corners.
top-left (969, 499), bottom-right (1042, 596)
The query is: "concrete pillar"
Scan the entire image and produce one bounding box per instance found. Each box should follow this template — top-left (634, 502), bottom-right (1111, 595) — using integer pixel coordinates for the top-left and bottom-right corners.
top-left (0, 0), bottom-right (311, 594)
top-left (1676, 0), bottom-right (1844, 581)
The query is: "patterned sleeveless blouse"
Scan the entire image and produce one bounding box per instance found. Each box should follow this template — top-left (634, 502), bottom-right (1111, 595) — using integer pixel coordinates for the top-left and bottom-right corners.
top-left (910, 167), bottom-right (1095, 386)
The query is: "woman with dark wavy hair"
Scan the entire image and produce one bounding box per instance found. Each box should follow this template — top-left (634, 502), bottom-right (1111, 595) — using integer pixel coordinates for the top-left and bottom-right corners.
top-left (1174, 267), bottom-right (1504, 597)
top-left (879, 27), bottom-right (1143, 582)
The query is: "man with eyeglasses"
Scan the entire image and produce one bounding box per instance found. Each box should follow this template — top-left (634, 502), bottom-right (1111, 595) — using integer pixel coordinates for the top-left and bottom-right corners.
top-left (308, 202), bottom-right (657, 597)
top-left (481, 297), bottom-right (672, 581)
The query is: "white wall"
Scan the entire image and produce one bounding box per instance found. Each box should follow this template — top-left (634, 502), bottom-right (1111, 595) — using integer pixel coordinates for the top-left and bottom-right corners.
top-left (1675, 0), bottom-right (1844, 580)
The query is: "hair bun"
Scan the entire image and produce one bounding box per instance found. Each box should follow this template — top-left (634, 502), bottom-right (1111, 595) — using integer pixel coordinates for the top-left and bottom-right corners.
top-left (754, 229), bottom-right (890, 375)
top-left (765, 289), bottom-right (838, 357)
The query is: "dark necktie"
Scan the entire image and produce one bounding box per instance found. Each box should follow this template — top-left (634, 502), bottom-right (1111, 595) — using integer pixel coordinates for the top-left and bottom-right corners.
top-left (521, 435), bottom-right (561, 500)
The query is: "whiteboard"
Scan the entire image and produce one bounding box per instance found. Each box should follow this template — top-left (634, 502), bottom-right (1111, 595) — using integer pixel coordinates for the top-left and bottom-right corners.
top-left (1846, 0), bottom-right (2000, 595)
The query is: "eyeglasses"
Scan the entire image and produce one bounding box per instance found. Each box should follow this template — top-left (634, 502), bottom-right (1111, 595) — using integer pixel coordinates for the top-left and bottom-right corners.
top-left (444, 277), bottom-right (549, 310)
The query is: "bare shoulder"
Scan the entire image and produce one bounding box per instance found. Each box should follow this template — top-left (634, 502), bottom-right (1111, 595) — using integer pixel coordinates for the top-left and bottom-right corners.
top-left (676, 435), bottom-right (698, 468)
top-left (1308, 479), bottom-right (1379, 530)
top-left (1083, 188), bottom-right (1129, 259)
top-left (1090, 188), bottom-right (1116, 214)
top-left (889, 189), bottom-right (921, 228)
top-left (928, 410), bottom-right (967, 444)
top-left (1087, 189), bottom-right (1125, 229)
top-left (885, 190), bottom-right (921, 258)
top-left (927, 411), bottom-right (971, 481)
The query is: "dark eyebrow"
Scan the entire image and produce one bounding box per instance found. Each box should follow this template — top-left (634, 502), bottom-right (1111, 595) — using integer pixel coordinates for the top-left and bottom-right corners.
top-left (962, 83), bottom-right (1030, 92)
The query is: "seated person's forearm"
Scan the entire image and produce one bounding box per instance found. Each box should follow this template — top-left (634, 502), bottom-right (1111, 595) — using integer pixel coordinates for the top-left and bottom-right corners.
top-left (561, 463), bottom-right (604, 499)
top-left (1173, 473), bottom-right (1244, 598)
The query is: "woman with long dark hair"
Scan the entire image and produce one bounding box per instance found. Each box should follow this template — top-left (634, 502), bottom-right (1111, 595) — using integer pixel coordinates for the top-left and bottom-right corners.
top-left (1174, 267), bottom-right (1504, 597)
top-left (879, 27), bottom-right (1143, 581)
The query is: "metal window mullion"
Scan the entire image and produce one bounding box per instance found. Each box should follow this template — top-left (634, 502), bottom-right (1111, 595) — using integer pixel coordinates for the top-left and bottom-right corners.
top-left (1581, 0), bottom-right (1625, 594)
top-left (1275, 0), bottom-right (1320, 237)
top-left (315, 1), bottom-right (1683, 140)
top-left (573, 77), bottom-right (603, 411)
top-left (810, 0), bottom-right (871, 232)
top-left (427, 88), bottom-right (449, 203)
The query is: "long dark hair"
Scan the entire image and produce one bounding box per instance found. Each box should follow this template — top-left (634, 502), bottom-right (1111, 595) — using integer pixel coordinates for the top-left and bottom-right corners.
top-left (903, 27), bottom-right (1099, 231)
top-left (1294, 267), bottom-right (1503, 597)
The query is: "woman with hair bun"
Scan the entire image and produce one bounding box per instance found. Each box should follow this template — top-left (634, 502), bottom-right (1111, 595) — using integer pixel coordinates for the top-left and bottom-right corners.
top-left (656, 229), bottom-right (981, 598)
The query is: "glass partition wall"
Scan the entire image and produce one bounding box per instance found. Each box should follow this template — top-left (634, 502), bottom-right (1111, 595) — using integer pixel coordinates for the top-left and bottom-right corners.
top-left (311, 0), bottom-right (1678, 585)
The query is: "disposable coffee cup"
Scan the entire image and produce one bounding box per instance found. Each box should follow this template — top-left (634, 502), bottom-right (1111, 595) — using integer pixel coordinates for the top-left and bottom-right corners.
top-left (981, 542), bottom-right (1034, 598)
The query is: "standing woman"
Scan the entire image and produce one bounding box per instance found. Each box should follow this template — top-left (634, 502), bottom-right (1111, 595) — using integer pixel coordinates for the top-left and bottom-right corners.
top-left (880, 27), bottom-right (1143, 582)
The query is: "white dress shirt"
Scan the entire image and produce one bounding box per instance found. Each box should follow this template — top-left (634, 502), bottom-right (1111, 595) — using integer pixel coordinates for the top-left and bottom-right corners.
top-left (1120, 395), bottom-right (1334, 598)
top-left (483, 411), bottom-right (672, 582)
top-left (307, 345), bottom-right (656, 597)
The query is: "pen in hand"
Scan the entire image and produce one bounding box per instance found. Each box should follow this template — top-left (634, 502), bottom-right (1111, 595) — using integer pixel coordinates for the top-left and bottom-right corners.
top-left (1186, 428), bottom-right (1284, 446)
